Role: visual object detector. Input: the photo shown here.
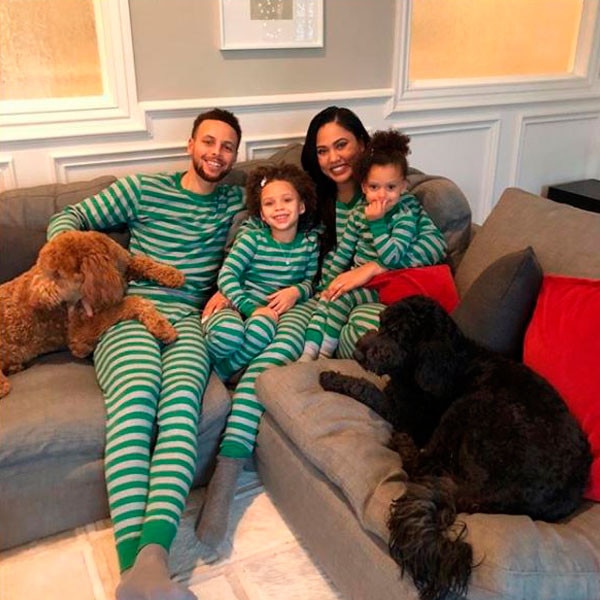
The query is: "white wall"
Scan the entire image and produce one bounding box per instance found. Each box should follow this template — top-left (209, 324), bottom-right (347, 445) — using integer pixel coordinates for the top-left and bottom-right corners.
top-left (1, 0), bottom-right (599, 225)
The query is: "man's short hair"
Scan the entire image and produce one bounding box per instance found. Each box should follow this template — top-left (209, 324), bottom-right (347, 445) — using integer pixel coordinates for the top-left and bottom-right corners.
top-left (190, 108), bottom-right (242, 149)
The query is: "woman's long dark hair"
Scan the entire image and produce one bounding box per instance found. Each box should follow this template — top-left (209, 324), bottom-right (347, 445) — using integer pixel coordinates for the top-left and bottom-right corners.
top-left (301, 106), bottom-right (370, 261)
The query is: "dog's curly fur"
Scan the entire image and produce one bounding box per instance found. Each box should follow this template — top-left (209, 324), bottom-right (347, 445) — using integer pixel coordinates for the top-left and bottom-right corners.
top-left (320, 295), bottom-right (592, 600)
top-left (0, 230), bottom-right (185, 399)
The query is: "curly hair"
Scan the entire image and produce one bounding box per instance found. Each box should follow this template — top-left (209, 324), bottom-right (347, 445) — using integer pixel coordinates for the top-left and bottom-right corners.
top-left (355, 129), bottom-right (411, 184)
top-left (245, 163), bottom-right (319, 232)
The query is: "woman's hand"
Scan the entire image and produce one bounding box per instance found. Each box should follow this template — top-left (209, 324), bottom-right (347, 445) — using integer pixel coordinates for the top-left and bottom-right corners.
top-left (323, 262), bottom-right (387, 301)
top-left (266, 286), bottom-right (301, 315)
top-left (252, 305), bottom-right (279, 322)
top-left (201, 291), bottom-right (231, 322)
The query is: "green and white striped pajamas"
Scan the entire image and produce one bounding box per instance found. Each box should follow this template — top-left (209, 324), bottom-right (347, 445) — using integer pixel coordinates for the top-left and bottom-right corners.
top-left (218, 193), bottom-right (374, 459)
top-left (47, 173), bottom-right (244, 571)
top-left (203, 227), bottom-right (319, 380)
top-left (304, 193), bottom-right (448, 357)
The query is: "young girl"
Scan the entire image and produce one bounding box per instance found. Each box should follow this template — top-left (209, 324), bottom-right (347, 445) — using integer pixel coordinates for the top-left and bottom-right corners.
top-left (301, 129), bottom-right (448, 360)
top-left (203, 163), bottom-right (320, 381)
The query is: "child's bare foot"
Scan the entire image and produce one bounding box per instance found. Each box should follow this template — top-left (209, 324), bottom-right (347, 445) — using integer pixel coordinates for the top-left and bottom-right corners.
top-left (116, 544), bottom-right (196, 600)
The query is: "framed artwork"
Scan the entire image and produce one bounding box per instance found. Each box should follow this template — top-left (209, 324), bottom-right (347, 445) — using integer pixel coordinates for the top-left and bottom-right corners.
top-left (219, 0), bottom-right (324, 50)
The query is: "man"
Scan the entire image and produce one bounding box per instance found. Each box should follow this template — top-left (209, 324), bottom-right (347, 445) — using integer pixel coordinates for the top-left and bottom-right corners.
top-left (47, 108), bottom-right (244, 600)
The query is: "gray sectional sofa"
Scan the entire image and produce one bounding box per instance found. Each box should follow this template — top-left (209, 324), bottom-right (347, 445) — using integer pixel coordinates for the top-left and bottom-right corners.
top-left (255, 188), bottom-right (600, 600)
top-left (2, 143), bottom-right (598, 600)
top-left (0, 143), bottom-right (466, 553)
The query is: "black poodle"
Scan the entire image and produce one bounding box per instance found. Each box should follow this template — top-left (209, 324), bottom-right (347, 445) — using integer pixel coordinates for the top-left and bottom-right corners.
top-left (320, 295), bottom-right (592, 600)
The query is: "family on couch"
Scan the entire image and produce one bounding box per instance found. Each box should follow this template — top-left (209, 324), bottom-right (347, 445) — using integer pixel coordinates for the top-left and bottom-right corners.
top-left (42, 104), bottom-right (451, 600)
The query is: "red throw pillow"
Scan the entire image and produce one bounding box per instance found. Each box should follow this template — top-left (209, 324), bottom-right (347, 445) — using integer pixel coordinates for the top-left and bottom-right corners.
top-left (523, 274), bottom-right (600, 501)
top-left (364, 264), bottom-right (459, 313)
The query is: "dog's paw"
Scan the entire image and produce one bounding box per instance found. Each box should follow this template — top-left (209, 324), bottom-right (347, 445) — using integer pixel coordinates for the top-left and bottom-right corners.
top-left (319, 370), bottom-right (343, 391)
top-left (161, 268), bottom-right (185, 288)
top-left (153, 321), bottom-right (178, 344)
top-left (69, 341), bottom-right (94, 358)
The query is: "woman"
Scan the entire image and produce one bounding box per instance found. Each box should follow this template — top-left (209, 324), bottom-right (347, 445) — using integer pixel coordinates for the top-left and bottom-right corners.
top-left (195, 106), bottom-right (387, 554)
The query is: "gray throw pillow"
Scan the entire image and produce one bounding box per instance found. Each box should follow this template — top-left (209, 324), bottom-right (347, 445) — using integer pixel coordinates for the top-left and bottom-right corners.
top-left (451, 247), bottom-right (542, 359)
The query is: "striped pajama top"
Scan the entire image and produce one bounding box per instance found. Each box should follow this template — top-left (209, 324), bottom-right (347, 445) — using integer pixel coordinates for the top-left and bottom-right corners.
top-left (47, 172), bottom-right (245, 315)
top-left (325, 193), bottom-right (447, 280)
top-left (218, 228), bottom-right (319, 317)
top-left (318, 192), bottom-right (365, 290)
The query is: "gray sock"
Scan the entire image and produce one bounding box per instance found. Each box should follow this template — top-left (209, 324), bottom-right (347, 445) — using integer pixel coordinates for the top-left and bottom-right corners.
top-left (299, 340), bottom-right (320, 362)
top-left (194, 456), bottom-right (244, 554)
top-left (318, 334), bottom-right (338, 358)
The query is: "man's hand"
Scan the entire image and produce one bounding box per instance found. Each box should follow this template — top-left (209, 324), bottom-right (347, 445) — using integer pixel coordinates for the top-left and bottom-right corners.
top-left (201, 291), bottom-right (231, 322)
top-left (267, 286), bottom-right (301, 315)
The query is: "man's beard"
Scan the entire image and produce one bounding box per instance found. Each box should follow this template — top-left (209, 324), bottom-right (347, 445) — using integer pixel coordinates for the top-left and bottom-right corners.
top-left (192, 156), bottom-right (233, 183)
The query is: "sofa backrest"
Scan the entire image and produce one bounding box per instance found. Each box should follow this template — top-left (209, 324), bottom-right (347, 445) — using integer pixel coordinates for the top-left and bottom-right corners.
top-left (455, 187), bottom-right (600, 297)
top-left (0, 176), bottom-right (119, 283)
top-left (0, 142), bottom-right (472, 283)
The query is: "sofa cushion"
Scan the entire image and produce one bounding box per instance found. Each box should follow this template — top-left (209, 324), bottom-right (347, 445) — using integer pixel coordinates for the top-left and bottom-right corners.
top-left (0, 223), bottom-right (130, 284)
top-left (255, 359), bottom-right (406, 542)
top-left (524, 275), bottom-right (600, 501)
top-left (0, 176), bottom-right (117, 229)
top-left (256, 359), bottom-right (600, 600)
top-left (455, 188), bottom-right (600, 297)
top-left (0, 175), bottom-right (124, 285)
top-left (407, 172), bottom-right (472, 272)
top-left (452, 247), bottom-right (542, 359)
top-left (0, 352), bottom-right (231, 479)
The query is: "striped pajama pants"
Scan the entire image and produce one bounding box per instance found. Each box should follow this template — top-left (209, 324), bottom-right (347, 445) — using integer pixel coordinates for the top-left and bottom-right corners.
top-left (93, 306), bottom-right (210, 572)
top-left (202, 308), bottom-right (277, 380)
top-left (304, 287), bottom-right (379, 357)
top-left (218, 299), bottom-right (386, 459)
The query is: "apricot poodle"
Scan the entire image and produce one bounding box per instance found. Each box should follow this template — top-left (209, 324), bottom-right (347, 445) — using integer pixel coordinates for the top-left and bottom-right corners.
top-left (0, 230), bottom-right (185, 399)
top-left (320, 295), bottom-right (592, 600)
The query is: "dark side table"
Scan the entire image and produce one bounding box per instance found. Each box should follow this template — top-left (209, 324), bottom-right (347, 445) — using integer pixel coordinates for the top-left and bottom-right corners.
top-left (547, 179), bottom-right (600, 213)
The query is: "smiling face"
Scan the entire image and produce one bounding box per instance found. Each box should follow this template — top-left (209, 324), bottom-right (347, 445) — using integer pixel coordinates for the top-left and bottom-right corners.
top-left (315, 121), bottom-right (365, 188)
top-left (260, 180), bottom-right (305, 241)
top-left (362, 163), bottom-right (407, 209)
top-left (187, 119), bottom-right (239, 184)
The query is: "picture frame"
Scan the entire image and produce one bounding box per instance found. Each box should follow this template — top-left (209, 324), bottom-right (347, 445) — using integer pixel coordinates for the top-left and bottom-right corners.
top-left (219, 0), bottom-right (324, 50)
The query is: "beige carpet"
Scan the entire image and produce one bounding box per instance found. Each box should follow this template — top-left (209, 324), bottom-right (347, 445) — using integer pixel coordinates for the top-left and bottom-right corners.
top-left (0, 469), bottom-right (341, 600)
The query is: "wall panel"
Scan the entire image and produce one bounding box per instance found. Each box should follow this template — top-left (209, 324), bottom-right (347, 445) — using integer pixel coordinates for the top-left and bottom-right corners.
top-left (513, 111), bottom-right (600, 195)
top-left (0, 156), bottom-right (17, 191)
top-left (1, 0), bottom-right (599, 229)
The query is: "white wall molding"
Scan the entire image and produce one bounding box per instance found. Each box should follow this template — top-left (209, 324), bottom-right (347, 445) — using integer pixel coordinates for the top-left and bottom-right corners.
top-left (140, 88), bottom-right (394, 117)
top-left (50, 133), bottom-right (309, 183)
top-left (0, 156), bottom-right (17, 192)
top-left (509, 109), bottom-right (600, 189)
top-left (244, 135), bottom-right (305, 160)
top-left (389, 0), bottom-right (600, 114)
top-left (0, 0), bottom-right (144, 143)
top-left (51, 144), bottom-right (188, 183)
top-left (387, 116), bottom-right (501, 224)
